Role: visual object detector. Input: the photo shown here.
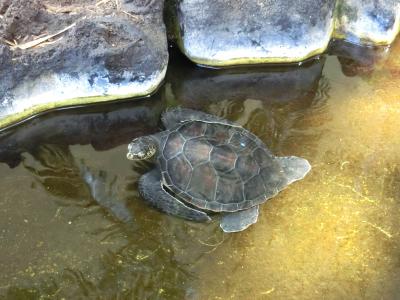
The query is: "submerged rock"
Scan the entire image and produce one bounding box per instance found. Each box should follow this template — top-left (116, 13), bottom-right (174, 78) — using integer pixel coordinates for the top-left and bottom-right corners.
top-left (0, 0), bottom-right (168, 129)
top-left (170, 0), bottom-right (399, 67)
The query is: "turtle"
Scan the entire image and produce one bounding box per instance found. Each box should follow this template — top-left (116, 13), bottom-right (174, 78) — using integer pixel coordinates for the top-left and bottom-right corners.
top-left (127, 107), bottom-right (311, 232)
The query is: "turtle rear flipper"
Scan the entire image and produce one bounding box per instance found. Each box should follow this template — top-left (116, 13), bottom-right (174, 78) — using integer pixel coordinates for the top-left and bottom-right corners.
top-left (277, 156), bottom-right (311, 185)
top-left (220, 206), bottom-right (259, 233)
top-left (139, 170), bottom-right (211, 222)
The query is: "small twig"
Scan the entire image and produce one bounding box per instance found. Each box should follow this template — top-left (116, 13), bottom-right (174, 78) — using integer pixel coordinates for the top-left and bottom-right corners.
top-left (95, 0), bottom-right (111, 6)
top-left (53, 207), bottom-right (63, 220)
top-left (340, 161), bottom-right (350, 170)
top-left (44, 4), bottom-right (74, 13)
top-left (122, 10), bottom-right (140, 21)
top-left (362, 221), bottom-right (393, 238)
top-left (36, 36), bottom-right (64, 48)
top-left (261, 287), bottom-right (275, 295)
top-left (12, 22), bottom-right (76, 50)
top-left (333, 181), bottom-right (376, 203)
top-left (2, 39), bottom-right (16, 46)
top-left (197, 234), bottom-right (226, 253)
top-left (197, 238), bottom-right (222, 247)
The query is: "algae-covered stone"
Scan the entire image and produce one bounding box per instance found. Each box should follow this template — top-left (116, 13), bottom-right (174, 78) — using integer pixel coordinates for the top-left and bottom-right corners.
top-left (334, 0), bottom-right (400, 45)
top-left (171, 0), bottom-right (336, 66)
top-left (0, 0), bottom-right (168, 129)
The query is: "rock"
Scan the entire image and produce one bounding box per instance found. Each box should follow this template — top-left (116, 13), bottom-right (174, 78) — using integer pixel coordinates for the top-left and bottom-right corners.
top-left (170, 0), bottom-right (399, 67)
top-left (0, 0), bottom-right (168, 129)
top-left (170, 0), bottom-right (336, 66)
top-left (334, 0), bottom-right (400, 45)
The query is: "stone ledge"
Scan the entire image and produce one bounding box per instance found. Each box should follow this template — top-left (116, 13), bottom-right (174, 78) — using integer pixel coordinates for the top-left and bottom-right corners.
top-left (0, 0), bottom-right (168, 129)
top-left (170, 0), bottom-right (399, 67)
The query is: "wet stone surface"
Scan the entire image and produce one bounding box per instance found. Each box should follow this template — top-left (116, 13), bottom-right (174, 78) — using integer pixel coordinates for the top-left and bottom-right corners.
top-left (170, 0), bottom-right (399, 67)
top-left (0, 0), bottom-right (168, 129)
top-left (171, 0), bottom-right (336, 66)
top-left (335, 0), bottom-right (400, 45)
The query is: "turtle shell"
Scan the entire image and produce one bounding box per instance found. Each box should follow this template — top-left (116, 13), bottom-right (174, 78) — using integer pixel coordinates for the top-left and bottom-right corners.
top-left (158, 120), bottom-right (287, 212)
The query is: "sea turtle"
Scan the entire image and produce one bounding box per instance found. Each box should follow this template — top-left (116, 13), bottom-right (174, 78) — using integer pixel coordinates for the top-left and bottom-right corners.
top-left (127, 108), bottom-right (311, 232)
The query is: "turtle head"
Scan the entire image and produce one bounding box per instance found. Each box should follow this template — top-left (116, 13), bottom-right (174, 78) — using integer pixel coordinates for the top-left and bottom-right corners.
top-left (127, 136), bottom-right (157, 160)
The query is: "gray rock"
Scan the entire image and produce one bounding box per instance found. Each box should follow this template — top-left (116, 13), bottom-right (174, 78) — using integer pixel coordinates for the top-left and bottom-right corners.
top-left (0, 0), bottom-right (168, 129)
top-left (171, 0), bottom-right (336, 66)
top-left (334, 0), bottom-right (400, 45)
top-left (171, 0), bottom-right (399, 67)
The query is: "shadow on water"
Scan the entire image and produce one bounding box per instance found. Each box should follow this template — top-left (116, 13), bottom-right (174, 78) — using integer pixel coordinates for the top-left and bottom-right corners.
top-left (329, 40), bottom-right (392, 77)
top-left (0, 40), bottom-right (399, 299)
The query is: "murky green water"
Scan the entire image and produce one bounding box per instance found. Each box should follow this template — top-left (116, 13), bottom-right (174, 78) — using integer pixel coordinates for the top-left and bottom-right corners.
top-left (1, 39), bottom-right (400, 299)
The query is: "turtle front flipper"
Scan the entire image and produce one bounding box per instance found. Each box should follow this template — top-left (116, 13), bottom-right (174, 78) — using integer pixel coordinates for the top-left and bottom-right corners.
top-left (162, 107), bottom-right (236, 129)
top-left (139, 170), bottom-right (211, 222)
top-left (220, 206), bottom-right (259, 233)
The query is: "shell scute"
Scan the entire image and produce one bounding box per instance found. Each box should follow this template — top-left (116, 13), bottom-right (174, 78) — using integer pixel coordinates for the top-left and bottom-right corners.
top-left (163, 131), bottom-right (185, 159)
top-left (167, 155), bottom-right (192, 191)
top-left (184, 137), bottom-right (212, 166)
top-left (205, 123), bottom-right (232, 145)
top-left (235, 154), bottom-right (260, 181)
top-left (244, 175), bottom-right (267, 201)
top-left (179, 121), bottom-right (208, 138)
top-left (210, 145), bottom-right (237, 172)
top-left (215, 170), bottom-right (244, 205)
top-left (230, 131), bottom-right (256, 151)
top-left (187, 162), bottom-right (217, 200)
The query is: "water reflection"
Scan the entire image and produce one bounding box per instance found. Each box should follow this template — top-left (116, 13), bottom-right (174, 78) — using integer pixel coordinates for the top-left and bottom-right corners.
top-left (330, 40), bottom-right (392, 77)
top-left (0, 96), bottom-right (163, 168)
top-left (165, 48), bottom-right (325, 106)
top-left (0, 41), bottom-right (399, 299)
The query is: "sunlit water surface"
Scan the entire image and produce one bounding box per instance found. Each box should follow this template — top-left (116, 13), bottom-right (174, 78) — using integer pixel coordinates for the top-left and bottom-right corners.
top-left (0, 39), bottom-right (399, 299)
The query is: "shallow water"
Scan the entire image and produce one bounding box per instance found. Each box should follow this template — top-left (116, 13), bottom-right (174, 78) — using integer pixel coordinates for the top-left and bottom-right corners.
top-left (0, 39), bottom-right (400, 299)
